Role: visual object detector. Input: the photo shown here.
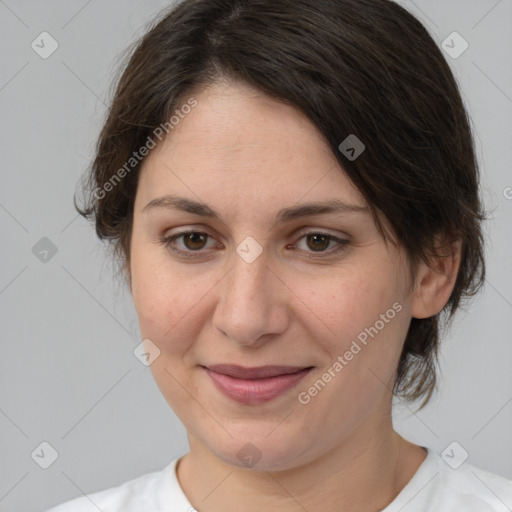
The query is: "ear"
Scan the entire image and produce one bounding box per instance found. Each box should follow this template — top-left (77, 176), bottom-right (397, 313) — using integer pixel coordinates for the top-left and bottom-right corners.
top-left (410, 238), bottom-right (461, 319)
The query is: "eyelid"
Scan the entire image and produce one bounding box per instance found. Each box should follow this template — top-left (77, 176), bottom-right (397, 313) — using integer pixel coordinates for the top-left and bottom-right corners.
top-left (160, 227), bottom-right (351, 259)
top-left (293, 226), bottom-right (349, 240)
top-left (291, 230), bottom-right (350, 258)
top-left (162, 229), bottom-right (220, 259)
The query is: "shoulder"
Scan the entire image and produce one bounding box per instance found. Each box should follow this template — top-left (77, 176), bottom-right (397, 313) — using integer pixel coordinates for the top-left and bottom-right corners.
top-left (439, 456), bottom-right (512, 511)
top-left (428, 449), bottom-right (512, 511)
top-left (386, 447), bottom-right (512, 512)
top-left (45, 459), bottom-right (181, 512)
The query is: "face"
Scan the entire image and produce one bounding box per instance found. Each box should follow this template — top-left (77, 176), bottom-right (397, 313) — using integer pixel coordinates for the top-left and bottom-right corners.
top-left (130, 80), bottom-right (416, 471)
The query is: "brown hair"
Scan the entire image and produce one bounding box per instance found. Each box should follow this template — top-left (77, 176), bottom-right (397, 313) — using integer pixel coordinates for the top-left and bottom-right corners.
top-left (76, 0), bottom-right (486, 409)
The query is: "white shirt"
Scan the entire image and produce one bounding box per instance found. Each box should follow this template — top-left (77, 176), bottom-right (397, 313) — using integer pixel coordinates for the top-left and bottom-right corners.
top-left (46, 447), bottom-right (512, 511)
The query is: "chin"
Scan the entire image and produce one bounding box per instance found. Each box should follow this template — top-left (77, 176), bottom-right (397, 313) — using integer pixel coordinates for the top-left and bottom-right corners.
top-left (201, 425), bottom-right (319, 472)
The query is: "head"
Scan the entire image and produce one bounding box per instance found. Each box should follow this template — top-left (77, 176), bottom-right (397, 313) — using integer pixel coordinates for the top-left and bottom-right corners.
top-left (77, 0), bottom-right (485, 470)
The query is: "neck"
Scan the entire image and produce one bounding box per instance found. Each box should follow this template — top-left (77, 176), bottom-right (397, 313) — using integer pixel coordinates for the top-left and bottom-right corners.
top-left (176, 418), bottom-right (426, 512)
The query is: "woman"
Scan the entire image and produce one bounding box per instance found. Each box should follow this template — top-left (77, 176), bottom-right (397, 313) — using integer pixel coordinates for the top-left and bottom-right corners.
top-left (48, 0), bottom-right (512, 510)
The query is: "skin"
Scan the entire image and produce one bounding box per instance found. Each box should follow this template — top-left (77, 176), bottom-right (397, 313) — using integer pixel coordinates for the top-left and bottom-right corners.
top-left (129, 79), bottom-right (460, 511)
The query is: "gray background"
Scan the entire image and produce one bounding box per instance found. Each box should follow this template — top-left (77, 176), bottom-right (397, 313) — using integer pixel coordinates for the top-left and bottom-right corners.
top-left (0, 1), bottom-right (511, 511)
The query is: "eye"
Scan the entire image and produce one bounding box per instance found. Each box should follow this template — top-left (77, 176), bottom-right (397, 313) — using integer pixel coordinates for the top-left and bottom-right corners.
top-left (160, 231), bottom-right (219, 259)
top-left (292, 231), bottom-right (350, 258)
top-left (159, 230), bottom-right (350, 260)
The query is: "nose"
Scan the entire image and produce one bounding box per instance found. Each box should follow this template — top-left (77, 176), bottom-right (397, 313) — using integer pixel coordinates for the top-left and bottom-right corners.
top-left (212, 246), bottom-right (289, 348)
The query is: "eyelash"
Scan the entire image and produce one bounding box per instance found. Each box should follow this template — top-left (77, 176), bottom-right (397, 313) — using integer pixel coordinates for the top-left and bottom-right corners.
top-left (159, 230), bottom-right (350, 260)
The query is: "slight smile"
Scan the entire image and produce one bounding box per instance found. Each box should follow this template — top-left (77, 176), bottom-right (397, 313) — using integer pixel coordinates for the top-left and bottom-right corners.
top-left (202, 364), bottom-right (314, 405)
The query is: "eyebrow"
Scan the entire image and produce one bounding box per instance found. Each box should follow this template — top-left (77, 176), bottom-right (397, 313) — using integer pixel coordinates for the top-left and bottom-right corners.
top-left (142, 195), bottom-right (368, 223)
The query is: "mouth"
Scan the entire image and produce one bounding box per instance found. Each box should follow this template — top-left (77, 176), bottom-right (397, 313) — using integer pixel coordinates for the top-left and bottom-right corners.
top-left (202, 364), bottom-right (314, 405)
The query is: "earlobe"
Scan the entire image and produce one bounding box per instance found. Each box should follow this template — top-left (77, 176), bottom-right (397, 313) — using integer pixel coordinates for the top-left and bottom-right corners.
top-left (411, 239), bottom-right (461, 319)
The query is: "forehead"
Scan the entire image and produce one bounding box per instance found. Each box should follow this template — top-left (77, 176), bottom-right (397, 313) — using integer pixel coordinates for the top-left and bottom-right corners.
top-left (135, 80), bottom-right (369, 223)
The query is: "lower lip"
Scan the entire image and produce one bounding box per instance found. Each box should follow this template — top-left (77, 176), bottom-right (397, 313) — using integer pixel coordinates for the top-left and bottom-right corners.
top-left (204, 367), bottom-right (312, 405)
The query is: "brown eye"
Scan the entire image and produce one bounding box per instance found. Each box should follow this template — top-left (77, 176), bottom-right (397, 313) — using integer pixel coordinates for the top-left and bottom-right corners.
top-left (160, 231), bottom-right (217, 259)
top-left (182, 232), bottom-right (208, 250)
top-left (293, 231), bottom-right (350, 259)
top-left (305, 233), bottom-right (331, 252)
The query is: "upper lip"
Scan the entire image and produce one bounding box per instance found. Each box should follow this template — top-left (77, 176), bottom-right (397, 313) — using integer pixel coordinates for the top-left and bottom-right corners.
top-left (204, 364), bottom-right (312, 379)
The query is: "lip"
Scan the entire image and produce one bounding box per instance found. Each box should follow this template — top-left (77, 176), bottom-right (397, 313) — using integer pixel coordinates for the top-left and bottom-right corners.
top-left (203, 364), bottom-right (313, 405)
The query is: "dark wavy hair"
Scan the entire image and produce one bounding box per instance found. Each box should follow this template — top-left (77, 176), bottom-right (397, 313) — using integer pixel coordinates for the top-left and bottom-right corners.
top-left (76, 0), bottom-right (486, 409)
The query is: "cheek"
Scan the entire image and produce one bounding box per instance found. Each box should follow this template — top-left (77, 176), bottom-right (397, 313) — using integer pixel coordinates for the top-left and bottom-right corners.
top-left (304, 266), bottom-right (402, 340)
top-left (296, 275), bottom-right (407, 431)
top-left (302, 265), bottom-right (409, 389)
top-left (130, 246), bottom-right (199, 350)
